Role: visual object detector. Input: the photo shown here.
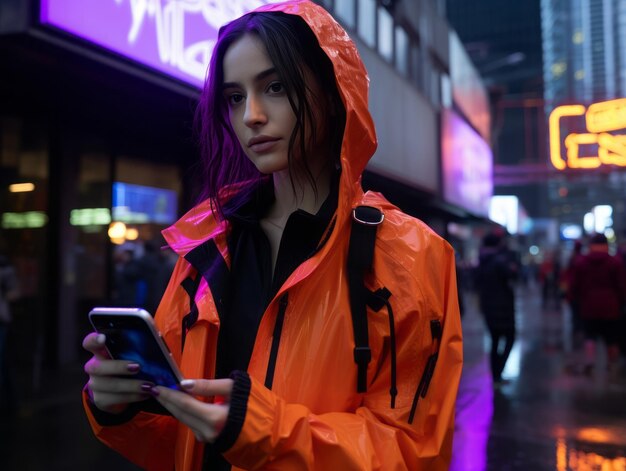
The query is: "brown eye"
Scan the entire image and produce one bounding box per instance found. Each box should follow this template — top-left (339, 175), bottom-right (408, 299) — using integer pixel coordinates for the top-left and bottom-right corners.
top-left (228, 93), bottom-right (244, 106)
top-left (267, 82), bottom-right (285, 94)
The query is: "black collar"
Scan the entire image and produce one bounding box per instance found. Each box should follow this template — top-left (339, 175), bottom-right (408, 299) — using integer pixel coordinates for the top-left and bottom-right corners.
top-left (225, 172), bottom-right (339, 232)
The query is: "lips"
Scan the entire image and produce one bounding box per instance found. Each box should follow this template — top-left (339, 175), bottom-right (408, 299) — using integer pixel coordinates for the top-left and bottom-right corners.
top-left (248, 135), bottom-right (280, 153)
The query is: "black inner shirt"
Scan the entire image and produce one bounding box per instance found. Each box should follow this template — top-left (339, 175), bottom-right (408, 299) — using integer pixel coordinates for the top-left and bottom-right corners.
top-left (216, 176), bottom-right (338, 379)
top-left (202, 177), bottom-right (338, 470)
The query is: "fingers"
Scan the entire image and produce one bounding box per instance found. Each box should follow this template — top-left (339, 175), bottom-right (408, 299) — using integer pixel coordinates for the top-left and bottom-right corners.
top-left (84, 356), bottom-right (141, 378)
top-left (83, 334), bottom-right (152, 412)
top-left (87, 376), bottom-right (154, 411)
top-left (179, 378), bottom-right (234, 397)
top-left (88, 376), bottom-right (152, 396)
top-left (82, 332), bottom-right (111, 359)
top-left (152, 387), bottom-right (229, 443)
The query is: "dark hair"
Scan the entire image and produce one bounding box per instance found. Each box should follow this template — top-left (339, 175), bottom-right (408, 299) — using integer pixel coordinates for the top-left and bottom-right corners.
top-left (194, 11), bottom-right (346, 219)
top-left (590, 233), bottom-right (608, 245)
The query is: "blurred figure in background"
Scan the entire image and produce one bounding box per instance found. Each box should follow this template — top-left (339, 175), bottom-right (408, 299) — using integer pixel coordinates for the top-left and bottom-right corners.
top-left (112, 245), bottom-right (142, 307)
top-left (112, 240), bottom-right (174, 314)
top-left (0, 250), bottom-right (20, 416)
top-left (136, 240), bottom-right (176, 315)
top-left (475, 231), bottom-right (519, 386)
top-left (539, 249), bottom-right (562, 310)
top-left (561, 240), bottom-right (585, 349)
top-left (571, 233), bottom-right (626, 376)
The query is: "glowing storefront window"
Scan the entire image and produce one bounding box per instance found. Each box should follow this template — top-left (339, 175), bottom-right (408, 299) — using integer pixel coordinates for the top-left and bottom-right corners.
top-left (2, 212), bottom-right (48, 229)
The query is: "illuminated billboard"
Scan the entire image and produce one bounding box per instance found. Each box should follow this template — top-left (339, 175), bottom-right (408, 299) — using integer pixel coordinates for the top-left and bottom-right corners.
top-left (112, 182), bottom-right (178, 224)
top-left (549, 98), bottom-right (626, 170)
top-left (441, 109), bottom-right (493, 217)
top-left (40, 0), bottom-right (283, 88)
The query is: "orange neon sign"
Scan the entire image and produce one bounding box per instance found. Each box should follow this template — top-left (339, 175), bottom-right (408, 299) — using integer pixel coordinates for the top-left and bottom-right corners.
top-left (549, 98), bottom-right (626, 170)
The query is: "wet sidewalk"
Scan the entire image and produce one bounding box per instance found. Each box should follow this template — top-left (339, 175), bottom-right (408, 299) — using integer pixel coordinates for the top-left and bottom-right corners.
top-left (452, 283), bottom-right (626, 470)
top-left (1, 283), bottom-right (625, 470)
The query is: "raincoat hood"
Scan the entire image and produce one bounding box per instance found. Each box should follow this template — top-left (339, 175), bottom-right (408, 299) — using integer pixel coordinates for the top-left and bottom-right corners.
top-left (164, 0), bottom-right (377, 256)
top-left (257, 0), bottom-right (378, 188)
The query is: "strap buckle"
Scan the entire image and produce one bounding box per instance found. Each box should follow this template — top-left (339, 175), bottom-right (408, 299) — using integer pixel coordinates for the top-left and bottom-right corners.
top-left (352, 206), bottom-right (384, 226)
top-left (353, 346), bottom-right (372, 365)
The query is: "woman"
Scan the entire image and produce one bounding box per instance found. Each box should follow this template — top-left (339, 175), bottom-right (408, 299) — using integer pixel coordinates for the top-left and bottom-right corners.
top-left (82, 1), bottom-right (462, 470)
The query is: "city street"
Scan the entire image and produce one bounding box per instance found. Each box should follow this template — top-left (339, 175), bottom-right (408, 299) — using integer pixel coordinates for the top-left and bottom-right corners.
top-left (2, 282), bottom-right (625, 470)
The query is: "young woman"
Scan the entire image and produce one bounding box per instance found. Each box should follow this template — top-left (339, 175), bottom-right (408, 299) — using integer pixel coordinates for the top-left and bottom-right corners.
top-left (82, 1), bottom-right (463, 470)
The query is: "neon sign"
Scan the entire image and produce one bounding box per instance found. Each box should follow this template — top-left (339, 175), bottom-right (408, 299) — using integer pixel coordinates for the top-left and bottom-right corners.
top-left (549, 98), bottom-right (626, 170)
top-left (40, 0), bottom-right (283, 88)
top-left (441, 109), bottom-right (493, 217)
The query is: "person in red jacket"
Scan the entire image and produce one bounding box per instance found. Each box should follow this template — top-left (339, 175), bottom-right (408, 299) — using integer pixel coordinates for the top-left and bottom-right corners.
top-left (81, 2), bottom-right (463, 470)
top-left (571, 233), bottom-right (626, 376)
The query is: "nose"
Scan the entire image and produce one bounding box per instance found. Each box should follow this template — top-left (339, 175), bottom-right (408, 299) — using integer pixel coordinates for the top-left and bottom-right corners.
top-left (243, 94), bottom-right (267, 127)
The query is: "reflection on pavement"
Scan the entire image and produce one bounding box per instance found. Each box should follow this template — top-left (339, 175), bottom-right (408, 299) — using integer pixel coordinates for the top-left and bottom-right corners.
top-left (451, 284), bottom-right (626, 470)
top-left (556, 438), bottom-right (626, 471)
top-left (450, 359), bottom-right (493, 471)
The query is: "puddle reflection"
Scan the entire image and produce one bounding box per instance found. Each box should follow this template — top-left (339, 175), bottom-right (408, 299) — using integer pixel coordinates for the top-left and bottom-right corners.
top-left (450, 360), bottom-right (493, 471)
top-left (556, 438), bottom-right (626, 471)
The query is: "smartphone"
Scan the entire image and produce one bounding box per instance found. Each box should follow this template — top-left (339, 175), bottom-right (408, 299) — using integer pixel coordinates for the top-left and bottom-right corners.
top-left (88, 307), bottom-right (184, 389)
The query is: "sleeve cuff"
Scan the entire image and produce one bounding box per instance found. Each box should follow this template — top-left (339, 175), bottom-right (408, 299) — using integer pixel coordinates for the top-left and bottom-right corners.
top-left (213, 370), bottom-right (251, 452)
top-left (83, 386), bottom-right (171, 427)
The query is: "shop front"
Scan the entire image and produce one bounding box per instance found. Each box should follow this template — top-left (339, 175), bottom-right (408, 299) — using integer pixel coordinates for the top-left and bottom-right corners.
top-left (0, 0), bottom-right (215, 382)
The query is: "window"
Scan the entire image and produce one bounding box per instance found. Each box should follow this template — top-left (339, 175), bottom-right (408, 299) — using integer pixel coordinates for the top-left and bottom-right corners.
top-left (357, 0), bottom-right (376, 47)
top-left (441, 73), bottom-right (451, 108)
top-left (377, 6), bottom-right (393, 62)
top-left (394, 26), bottom-right (408, 76)
top-left (410, 42), bottom-right (423, 91)
top-left (430, 67), bottom-right (441, 107)
top-left (335, 0), bottom-right (356, 29)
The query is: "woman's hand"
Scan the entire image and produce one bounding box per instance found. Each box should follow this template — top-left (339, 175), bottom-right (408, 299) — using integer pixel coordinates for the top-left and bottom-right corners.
top-left (149, 379), bottom-right (233, 443)
top-left (82, 332), bottom-right (152, 414)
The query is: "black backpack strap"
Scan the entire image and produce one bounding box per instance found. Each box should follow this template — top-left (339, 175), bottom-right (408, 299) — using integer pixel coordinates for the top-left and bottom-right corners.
top-left (348, 205), bottom-right (384, 393)
top-left (180, 273), bottom-right (202, 350)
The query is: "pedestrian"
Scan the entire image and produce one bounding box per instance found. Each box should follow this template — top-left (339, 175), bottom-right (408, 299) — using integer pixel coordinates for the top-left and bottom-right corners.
top-left (539, 249), bottom-right (561, 310)
top-left (571, 233), bottom-right (625, 376)
top-left (560, 240), bottom-right (585, 349)
top-left (81, 2), bottom-right (463, 470)
top-left (475, 231), bottom-right (518, 386)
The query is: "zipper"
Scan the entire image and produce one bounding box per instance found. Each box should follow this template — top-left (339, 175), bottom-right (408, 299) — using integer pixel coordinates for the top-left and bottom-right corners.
top-left (408, 319), bottom-right (442, 424)
top-left (261, 216), bottom-right (334, 390)
top-left (264, 293), bottom-right (289, 389)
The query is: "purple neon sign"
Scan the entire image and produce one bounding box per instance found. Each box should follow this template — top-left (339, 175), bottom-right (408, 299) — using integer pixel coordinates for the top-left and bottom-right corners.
top-left (40, 0), bottom-right (283, 88)
top-left (441, 109), bottom-right (493, 217)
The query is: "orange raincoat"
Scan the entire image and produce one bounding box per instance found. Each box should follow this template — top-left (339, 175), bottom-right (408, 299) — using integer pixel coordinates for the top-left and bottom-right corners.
top-left (83, 1), bottom-right (463, 469)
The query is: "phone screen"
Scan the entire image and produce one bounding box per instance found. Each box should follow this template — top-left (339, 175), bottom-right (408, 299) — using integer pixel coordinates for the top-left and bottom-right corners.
top-left (90, 312), bottom-right (181, 388)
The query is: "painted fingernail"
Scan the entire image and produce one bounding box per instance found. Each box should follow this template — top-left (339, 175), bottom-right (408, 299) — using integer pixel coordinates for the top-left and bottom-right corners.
top-left (180, 380), bottom-right (195, 389)
top-left (127, 363), bottom-right (140, 373)
top-left (140, 383), bottom-right (155, 392)
top-left (96, 334), bottom-right (106, 345)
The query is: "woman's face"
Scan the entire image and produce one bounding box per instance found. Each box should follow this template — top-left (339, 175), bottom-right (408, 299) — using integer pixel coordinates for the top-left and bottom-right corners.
top-left (222, 34), bottom-right (297, 175)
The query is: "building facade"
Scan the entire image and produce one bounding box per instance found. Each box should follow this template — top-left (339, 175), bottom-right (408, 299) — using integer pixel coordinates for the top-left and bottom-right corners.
top-left (541, 0), bottom-right (626, 241)
top-left (0, 0), bottom-right (490, 377)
